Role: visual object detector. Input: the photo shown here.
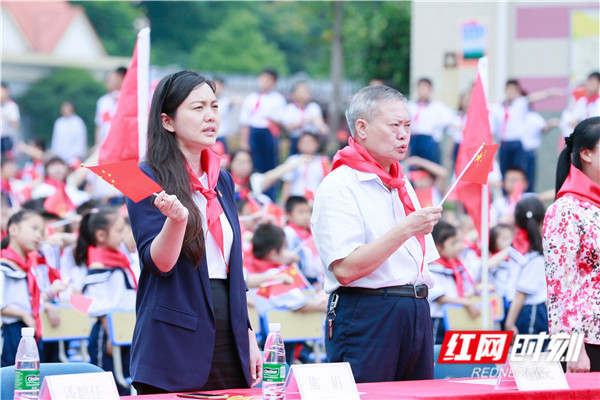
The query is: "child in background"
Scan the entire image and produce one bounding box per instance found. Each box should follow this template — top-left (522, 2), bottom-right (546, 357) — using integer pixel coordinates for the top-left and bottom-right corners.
top-left (281, 132), bottom-right (330, 204)
top-left (405, 156), bottom-right (448, 208)
top-left (75, 208), bottom-right (136, 394)
top-left (0, 210), bottom-right (66, 366)
top-left (504, 195), bottom-right (549, 336)
top-left (283, 196), bottom-right (324, 286)
top-left (245, 223), bottom-right (328, 365)
top-left (490, 167), bottom-right (528, 226)
top-left (428, 221), bottom-right (482, 345)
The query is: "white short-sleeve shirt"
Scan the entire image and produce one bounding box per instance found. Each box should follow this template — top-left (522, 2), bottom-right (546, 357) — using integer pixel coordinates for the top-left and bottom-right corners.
top-left (239, 91), bottom-right (287, 128)
top-left (191, 172), bottom-right (234, 279)
top-left (281, 154), bottom-right (328, 198)
top-left (282, 102), bottom-right (324, 139)
top-left (407, 100), bottom-right (454, 142)
top-left (491, 97), bottom-right (530, 142)
top-left (311, 165), bottom-right (439, 294)
top-left (572, 96), bottom-right (600, 121)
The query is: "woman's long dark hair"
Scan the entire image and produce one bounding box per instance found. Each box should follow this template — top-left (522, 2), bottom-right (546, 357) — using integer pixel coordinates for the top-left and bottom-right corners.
top-left (74, 209), bottom-right (118, 266)
top-left (556, 116), bottom-right (600, 194)
top-left (145, 71), bottom-right (217, 266)
top-left (514, 194), bottom-right (545, 254)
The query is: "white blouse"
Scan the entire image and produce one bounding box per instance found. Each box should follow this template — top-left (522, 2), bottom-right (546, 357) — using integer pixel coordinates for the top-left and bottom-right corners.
top-left (192, 172), bottom-right (234, 279)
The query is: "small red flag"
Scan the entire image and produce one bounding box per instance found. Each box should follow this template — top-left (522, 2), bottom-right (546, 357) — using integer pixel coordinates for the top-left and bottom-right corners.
top-left (461, 143), bottom-right (499, 185)
top-left (84, 160), bottom-right (162, 202)
top-left (255, 265), bottom-right (309, 298)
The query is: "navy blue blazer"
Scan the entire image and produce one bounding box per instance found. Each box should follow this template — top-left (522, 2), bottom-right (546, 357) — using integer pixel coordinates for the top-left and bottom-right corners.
top-left (126, 164), bottom-right (251, 392)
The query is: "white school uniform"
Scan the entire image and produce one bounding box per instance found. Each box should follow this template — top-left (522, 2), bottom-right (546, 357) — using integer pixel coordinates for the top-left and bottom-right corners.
top-left (82, 266), bottom-right (136, 318)
top-left (490, 97), bottom-right (530, 142)
top-left (407, 100), bottom-right (454, 143)
top-left (283, 225), bottom-right (324, 282)
top-left (0, 262), bottom-right (38, 325)
top-left (521, 112), bottom-right (547, 152)
top-left (239, 91), bottom-right (286, 128)
top-left (511, 250), bottom-right (548, 306)
top-left (281, 155), bottom-right (329, 198)
top-left (282, 102), bottom-right (324, 139)
top-left (428, 261), bottom-right (476, 319)
top-left (571, 96), bottom-right (600, 121)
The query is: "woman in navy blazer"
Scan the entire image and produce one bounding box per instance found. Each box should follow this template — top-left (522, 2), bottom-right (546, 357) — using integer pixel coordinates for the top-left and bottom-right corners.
top-left (126, 71), bottom-right (262, 394)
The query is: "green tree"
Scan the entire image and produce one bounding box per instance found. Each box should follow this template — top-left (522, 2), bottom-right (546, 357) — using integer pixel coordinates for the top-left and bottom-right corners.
top-left (190, 9), bottom-right (288, 75)
top-left (344, 2), bottom-right (412, 92)
top-left (18, 69), bottom-right (105, 146)
top-left (71, 1), bottom-right (141, 56)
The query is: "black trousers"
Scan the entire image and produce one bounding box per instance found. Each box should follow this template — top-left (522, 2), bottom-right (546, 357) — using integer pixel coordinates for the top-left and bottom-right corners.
top-left (133, 279), bottom-right (247, 394)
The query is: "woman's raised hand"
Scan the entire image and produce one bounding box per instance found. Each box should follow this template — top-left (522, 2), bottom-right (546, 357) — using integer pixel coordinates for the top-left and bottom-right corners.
top-left (154, 191), bottom-right (189, 222)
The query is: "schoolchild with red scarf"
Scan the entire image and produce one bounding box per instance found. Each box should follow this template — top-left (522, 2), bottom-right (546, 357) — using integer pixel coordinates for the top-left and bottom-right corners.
top-left (283, 196), bottom-right (324, 286)
top-left (0, 210), bottom-right (66, 366)
top-left (505, 195), bottom-right (549, 337)
top-left (75, 208), bottom-right (136, 394)
top-left (428, 221), bottom-right (481, 345)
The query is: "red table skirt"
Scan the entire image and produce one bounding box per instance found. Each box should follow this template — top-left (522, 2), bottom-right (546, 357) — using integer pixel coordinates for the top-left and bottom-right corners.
top-left (126, 373), bottom-right (600, 399)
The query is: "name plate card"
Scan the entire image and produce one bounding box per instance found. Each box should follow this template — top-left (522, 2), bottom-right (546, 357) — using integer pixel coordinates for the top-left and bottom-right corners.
top-left (511, 353), bottom-right (569, 391)
top-left (285, 362), bottom-right (360, 400)
top-left (39, 371), bottom-right (119, 400)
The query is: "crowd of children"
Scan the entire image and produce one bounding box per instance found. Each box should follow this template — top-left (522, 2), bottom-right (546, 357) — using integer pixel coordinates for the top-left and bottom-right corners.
top-left (1, 70), bottom-right (598, 385)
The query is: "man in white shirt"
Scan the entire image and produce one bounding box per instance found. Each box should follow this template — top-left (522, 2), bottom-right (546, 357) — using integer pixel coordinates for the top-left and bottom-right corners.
top-left (239, 68), bottom-right (287, 200)
top-left (407, 78), bottom-right (454, 165)
top-left (51, 101), bottom-right (87, 164)
top-left (311, 86), bottom-right (442, 382)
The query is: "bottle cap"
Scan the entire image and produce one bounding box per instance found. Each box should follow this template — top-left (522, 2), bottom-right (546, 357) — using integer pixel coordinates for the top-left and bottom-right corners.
top-left (269, 323), bottom-right (281, 332)
top-left (21, 327), bottom-right (35, 337)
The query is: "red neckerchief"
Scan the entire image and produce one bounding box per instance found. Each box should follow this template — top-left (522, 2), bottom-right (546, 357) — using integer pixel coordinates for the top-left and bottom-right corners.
top-left (29, 252), bottom-right (61, 283)
top-left (512, 228), bottom-right (530, 255)
top-left (87, 246), bottom-right (137, 290)
top-left (244, 254), bottom-right (282, 274)
top-left (435, 257), bottom-right (476, 298)
top-left (412, 101), bottom-right (428, 124)
top-left (231, 172), bottom-right (250, 200)
top-left (1, 178), bottom-right (12, 194)
top-left (43, 178), bottom-right (75, 217)
top-left (185, 149), bottom-right (227, 271)
top-left (557, 164), bottom-right (600, 209)
top-left (586, 93), bottom-right (600, 105)
top-left (287, 222), bottom-right (311, 240)
top-left (1, 246), bottom-right (42, 340)
top-left (332, 137), bottom-right (427, 275)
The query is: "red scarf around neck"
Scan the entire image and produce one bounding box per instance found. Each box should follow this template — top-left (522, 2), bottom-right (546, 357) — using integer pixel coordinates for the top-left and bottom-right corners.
top-left (185, 149), bottom-right (227, 271)
top-left (332, 137), bottom-right (427, 275)
top-left (435, 257), bottom-right (477, 298)
top-left (87, 246), bottom-right (137, 290)
top-left (512, 228), bottom-right (531, 255)
top-left (286, 222), bottom-right (311, 240)
top-left (244, 254), bottom-right (282, 274)
top-left (557, 164), bottom-right (600, 210)
top-left (1, 245), bottom-right (42, 339)
top-left (231, 172), bottom-right (250, 200)
top-left (43, 178), bottom-right (75, 217)
top-left (586, 93), bottom-right (600, 105)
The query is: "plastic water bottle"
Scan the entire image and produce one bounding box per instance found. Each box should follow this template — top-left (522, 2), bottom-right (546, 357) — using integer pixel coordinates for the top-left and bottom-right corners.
top-left (262, 323), bottom-right (286, 400)
top-left (14, 327), bottom-right (40, 400)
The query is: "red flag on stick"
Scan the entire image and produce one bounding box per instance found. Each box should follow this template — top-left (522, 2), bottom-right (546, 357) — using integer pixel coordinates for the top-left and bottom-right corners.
top-left (461, 143), bottom-right (499, 185)
top-left (98, 28), bottom-right (150, 164)
top-left (83, 160), bottom-right (162, 203)
top-left (255, 265), bottom-right (309, 299)
top-left (455, 60), bottom-right (494, 240)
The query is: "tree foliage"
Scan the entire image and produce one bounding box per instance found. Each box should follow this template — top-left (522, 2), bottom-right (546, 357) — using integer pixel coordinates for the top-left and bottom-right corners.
top-left (71, 1), bottom-right (141, 56)
top-left (190, 8), bottom-right (288, 75)
top-left (18, 69), bottom-right (105, 146)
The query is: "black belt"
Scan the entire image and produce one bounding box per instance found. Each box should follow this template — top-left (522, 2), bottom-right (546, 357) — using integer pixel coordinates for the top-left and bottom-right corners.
top-left (337, 284), bottom-right (428, 299)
